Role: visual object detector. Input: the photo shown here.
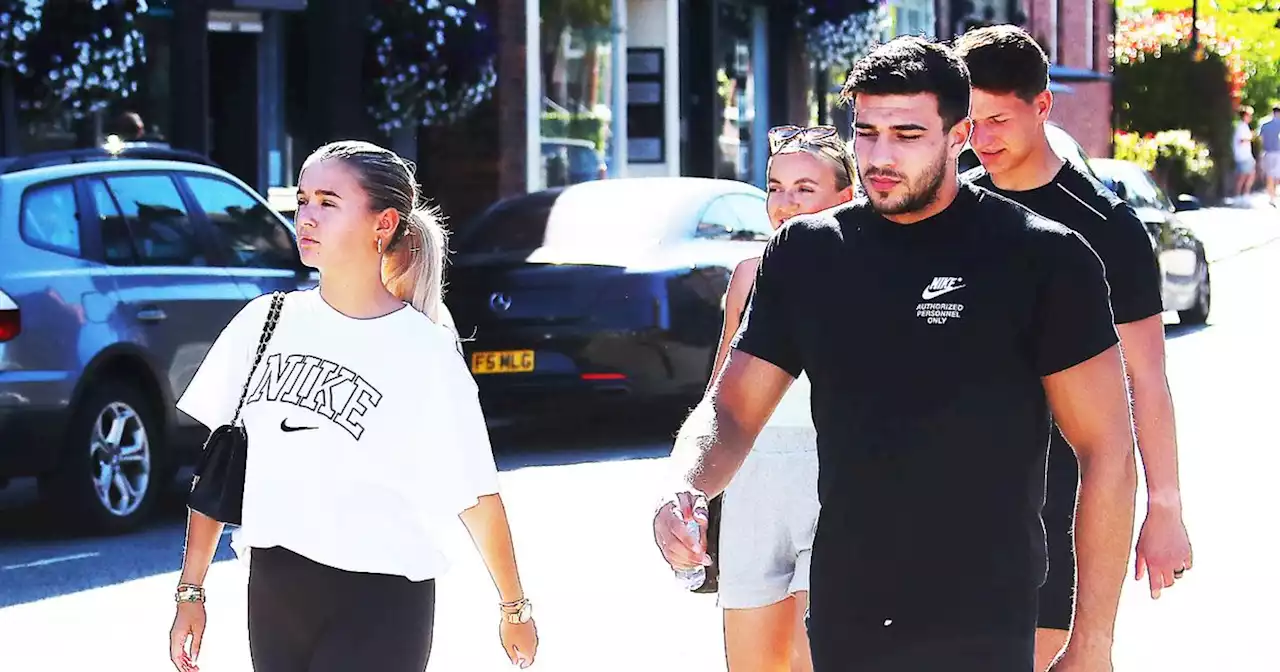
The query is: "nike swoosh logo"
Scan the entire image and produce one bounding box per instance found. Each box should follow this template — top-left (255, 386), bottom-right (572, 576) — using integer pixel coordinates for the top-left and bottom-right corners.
top-left (921, 285), bottom-right (965, 300)
top-left (280, 419), bottom-right (317, 433)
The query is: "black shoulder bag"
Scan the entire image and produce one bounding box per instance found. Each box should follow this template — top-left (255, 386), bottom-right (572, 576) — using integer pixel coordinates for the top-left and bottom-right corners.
top-left (188, 291), bottom-right (285, 526)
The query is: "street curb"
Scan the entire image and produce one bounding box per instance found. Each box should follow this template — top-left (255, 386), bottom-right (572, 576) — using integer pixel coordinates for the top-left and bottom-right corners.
top-left (1208, 232), bottom-right (1280, 264)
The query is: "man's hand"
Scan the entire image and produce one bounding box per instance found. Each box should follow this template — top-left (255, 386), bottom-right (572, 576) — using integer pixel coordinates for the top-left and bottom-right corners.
top-left (1134, 502), bottom-right (1193, 599)
top-left (652, 491), bottom-right (712, 572)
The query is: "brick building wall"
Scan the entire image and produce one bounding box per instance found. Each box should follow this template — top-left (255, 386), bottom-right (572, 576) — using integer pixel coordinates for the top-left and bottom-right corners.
top-left (939, 1), bottom-right (1115, 158)
top-left (1024, 0), bottom-right (1115, 158)
top-left (1049, 80), bottom-right (1111, 158)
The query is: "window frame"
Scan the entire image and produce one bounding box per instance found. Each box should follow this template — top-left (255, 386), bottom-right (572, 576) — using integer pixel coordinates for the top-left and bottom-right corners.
top-left (694, 193), bottom-right (772, 242)
top-left (720, 193), bottom-right (773, 241)
top-left (96, 170), bottom-right (211, 268)
top-left (84, 175), bottom-right (142, 266)
top-left (176, 171), bottom-right (301, 270)
top-left (18, 177), bottom-right (91, 259)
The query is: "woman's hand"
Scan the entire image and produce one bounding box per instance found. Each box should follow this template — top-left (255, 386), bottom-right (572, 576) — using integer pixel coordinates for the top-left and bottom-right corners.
top-left (169, 602), bottom-right (207, 672)
top-left (499, 618), bottom-right (538, 668)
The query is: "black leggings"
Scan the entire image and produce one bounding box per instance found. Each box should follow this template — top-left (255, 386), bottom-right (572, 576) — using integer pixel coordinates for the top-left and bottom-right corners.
top-left (813, 633), bottom-right (1034, 672)
top-left (247, 545), bottom-right (435, 672)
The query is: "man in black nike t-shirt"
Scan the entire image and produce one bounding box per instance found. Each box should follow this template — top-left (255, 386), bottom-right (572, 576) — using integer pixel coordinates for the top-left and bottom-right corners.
top-left (955, 25), bottom-right (1194, 672)
top-left (652, 36), bottom-right (1137, 671)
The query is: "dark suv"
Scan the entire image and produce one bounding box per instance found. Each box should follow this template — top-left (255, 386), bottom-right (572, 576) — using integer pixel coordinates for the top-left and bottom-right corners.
top-left (0, 146), bottom-right (314, 533)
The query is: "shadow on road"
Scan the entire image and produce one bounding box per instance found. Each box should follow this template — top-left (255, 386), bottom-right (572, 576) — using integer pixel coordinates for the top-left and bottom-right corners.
top-left (0, 477), bottom-right (239, 609)
top-left (0, 409), bottom-right (685, 609)
top-left (1166, 322), bottom-right (1211, 340)
top-left (491, 408), bottom-right (682, 469)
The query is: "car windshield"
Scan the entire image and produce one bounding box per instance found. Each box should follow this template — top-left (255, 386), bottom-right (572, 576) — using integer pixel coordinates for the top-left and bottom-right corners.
top-left (1095, 172), bottom-right (1119, 192)
top-left (1046, 126), bottom-right (1095, 177)
top-left (455, 183), bottom-right (695, 255)
top-left (959, 126), bottom-right (1094, 178)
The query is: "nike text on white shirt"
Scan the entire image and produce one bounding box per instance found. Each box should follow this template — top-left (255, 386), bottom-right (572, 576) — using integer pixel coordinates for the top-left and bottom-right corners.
top-left (247, 353), bottom-right (384, 441)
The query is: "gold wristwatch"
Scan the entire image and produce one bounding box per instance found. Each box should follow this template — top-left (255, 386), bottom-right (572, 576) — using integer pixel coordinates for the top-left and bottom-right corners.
top-left (175, 583), bottom-right (205, 604)
top-left (500, 598), bottom-right (532, 624)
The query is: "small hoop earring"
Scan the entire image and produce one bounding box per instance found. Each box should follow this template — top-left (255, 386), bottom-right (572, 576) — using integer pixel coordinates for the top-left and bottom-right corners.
top-left (377, 237), bottom-right (384, 255)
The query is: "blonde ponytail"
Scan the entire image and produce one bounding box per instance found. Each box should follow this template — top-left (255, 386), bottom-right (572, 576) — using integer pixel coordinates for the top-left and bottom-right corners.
top-left (383, 204), bottom-right (448, 324)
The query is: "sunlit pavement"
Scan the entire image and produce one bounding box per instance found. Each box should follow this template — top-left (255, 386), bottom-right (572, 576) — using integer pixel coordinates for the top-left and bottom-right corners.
top-left (1, 235), bottom-right (1275, 671)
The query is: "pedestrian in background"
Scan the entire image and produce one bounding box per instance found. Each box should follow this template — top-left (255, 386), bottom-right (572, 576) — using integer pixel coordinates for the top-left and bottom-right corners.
top-left (955, 24), bottom-right (1193, 671)
top-left (168, 140), bottom-right (538, 672)
top-left (1258, 103), bottom-right (1280, 206)
top-left (704, 124), bottom-right (854, 672)
top-left (1233, 106), bottom-right (1257, 200)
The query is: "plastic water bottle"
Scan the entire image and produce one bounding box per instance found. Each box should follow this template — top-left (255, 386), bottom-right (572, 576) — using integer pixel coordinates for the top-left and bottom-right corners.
top-left (674, 518), bottom-right (706, 590)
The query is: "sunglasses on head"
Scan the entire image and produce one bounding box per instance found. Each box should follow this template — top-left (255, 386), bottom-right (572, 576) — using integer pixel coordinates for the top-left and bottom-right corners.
top-left (767, 125), bottom-right (856, 185)
top-left (768, 125), bottom-right (839, 155)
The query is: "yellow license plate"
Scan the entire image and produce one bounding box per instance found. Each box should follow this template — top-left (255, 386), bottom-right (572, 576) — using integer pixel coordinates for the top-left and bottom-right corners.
top-left (470, 350), bottom-right (535, 374)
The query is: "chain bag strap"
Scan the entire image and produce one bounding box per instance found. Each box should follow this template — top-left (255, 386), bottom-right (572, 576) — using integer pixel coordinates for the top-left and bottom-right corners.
top-left (231, 292), bottom-right (285, 426)
top-left (188, 291), bottom-right (286, 525)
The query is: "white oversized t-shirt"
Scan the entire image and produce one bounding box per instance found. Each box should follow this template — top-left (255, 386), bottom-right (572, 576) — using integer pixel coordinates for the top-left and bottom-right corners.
top-left (177, 289), bottom-right (499, 582)
top-left (1235, 121), bottom-right (1255, 163)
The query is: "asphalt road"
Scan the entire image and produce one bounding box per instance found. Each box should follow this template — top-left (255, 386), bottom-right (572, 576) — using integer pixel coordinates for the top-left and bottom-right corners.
top-left (0, 209), bottom-right (1276, 671)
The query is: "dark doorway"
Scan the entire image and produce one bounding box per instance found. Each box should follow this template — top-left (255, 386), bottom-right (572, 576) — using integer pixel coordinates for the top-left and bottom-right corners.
top-left (208, 31), bottom-right (260, 187)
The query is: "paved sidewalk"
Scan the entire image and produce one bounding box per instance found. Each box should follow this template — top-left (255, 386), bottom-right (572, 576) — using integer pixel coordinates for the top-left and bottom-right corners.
top-left (1181, 195), bottom-right (1279, 262)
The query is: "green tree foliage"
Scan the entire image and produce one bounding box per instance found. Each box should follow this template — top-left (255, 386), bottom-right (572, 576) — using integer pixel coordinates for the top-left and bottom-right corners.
top-left (1120, 0), bottom-right (1280, 113)
top-left (1115, 42), bottom-right (1233, 195)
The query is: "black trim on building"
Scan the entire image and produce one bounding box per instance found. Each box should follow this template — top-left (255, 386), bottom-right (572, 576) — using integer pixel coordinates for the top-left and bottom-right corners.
top-left (679, 0), bottom-right (718, 179)
top-left (0, 65), bottom-right (18, 156)
top-left (303, 0), bottom-right (373, 153)
top-left (212, 0), bottom-right (307, 9)
top-left (766, 3), bottom-right (798, 130)
top-left (171, 0), bottom-right (212, 156)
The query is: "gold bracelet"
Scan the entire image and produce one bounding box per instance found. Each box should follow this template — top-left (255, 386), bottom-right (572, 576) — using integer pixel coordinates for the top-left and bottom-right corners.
top-left (499, 597), bottom-right (527, 612)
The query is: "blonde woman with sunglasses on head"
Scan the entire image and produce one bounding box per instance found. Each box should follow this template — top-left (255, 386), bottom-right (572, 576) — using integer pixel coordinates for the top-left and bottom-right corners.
top-left (707, 125), bottom-right (855, 672)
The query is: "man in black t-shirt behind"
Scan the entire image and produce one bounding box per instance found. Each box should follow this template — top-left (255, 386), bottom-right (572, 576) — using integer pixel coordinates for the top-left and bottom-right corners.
top-left (955, 25), bottom-right (1194, 672)
top-left (652, 37), bottom-right (1138, 671)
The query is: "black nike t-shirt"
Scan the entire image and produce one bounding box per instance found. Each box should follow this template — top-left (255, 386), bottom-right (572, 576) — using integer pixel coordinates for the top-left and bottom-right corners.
top-left (731, 183), bottom-right (1119, 656)
top-left (965, 162), bottom-right (1164, 325)
top-left (966, 163), bottom-right (1163, 521)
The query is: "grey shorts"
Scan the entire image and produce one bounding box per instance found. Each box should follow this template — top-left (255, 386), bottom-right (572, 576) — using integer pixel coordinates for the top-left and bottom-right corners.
top-left (716, 424), bottom-right (819, 610)
top-left (1263, 152), bottom-right (1280, 179)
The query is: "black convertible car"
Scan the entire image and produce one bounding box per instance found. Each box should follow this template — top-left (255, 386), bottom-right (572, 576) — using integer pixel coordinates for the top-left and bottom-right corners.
top-left (445, 177), bottom-right (774, 419)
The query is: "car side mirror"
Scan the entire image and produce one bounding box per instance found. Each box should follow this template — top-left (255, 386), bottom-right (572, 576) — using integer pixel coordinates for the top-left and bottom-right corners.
top-left (1174, 194), bottom-right (1202, 212)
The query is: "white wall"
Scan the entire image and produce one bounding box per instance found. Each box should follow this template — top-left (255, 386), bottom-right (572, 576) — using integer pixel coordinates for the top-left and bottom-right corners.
top-left (625, 0), bottom-right (681, 177)
top-left (525, 0), bottom-right (541, 192)
top-left (526, 0), bottom-right (680, 189)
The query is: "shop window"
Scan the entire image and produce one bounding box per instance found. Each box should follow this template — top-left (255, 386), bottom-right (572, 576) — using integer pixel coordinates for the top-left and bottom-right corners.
top-left (539, 0), bottom-right (614, 189)
top-left (714, 3), bottom-right (755, 183)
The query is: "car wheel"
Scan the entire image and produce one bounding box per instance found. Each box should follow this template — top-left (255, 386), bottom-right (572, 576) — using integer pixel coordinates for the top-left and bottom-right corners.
top-left (41, 381), bottom-right (163, 534)
top-left (1178, 262), bottom-right (1211, 325)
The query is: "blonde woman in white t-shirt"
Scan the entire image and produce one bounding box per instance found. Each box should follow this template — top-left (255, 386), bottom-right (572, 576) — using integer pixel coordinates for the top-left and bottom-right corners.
top-left (168, 141), bottom-right (538, 672)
